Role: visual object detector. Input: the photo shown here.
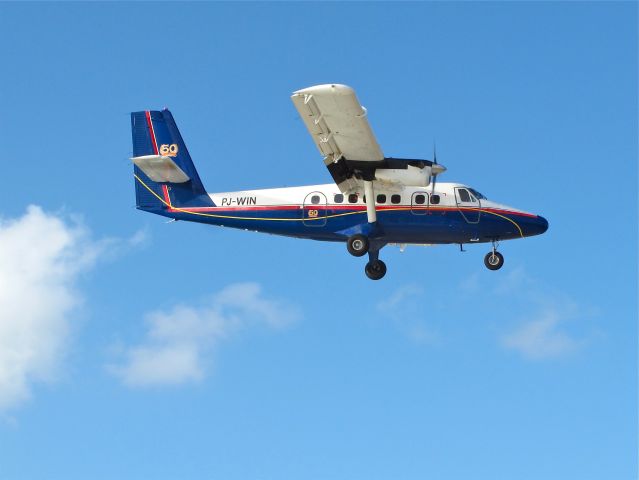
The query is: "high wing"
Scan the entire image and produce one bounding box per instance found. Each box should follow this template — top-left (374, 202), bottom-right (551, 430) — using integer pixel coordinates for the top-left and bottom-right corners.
top-left (292, 84), bottom-right (445, 193)
top-left (291, 84), bottom-right (384, 192)
top-left (291, 84), bottom-right (384, 161)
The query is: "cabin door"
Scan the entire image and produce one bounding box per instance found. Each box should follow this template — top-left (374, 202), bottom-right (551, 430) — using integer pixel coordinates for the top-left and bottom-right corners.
top-left (455, 187), bottom-right (481, 224)
top-left (411, 191), bottom-right (429, 215)
top-left (303, 192), bottom-right (327, 226)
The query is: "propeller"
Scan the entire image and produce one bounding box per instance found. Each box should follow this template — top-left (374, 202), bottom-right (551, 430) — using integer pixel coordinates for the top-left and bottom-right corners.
top-left (430, 143), bottom-right (446, 193)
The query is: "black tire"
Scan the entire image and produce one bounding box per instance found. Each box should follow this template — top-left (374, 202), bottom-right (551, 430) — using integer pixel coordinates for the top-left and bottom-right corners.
top-left (365, 259), bottom-right (387, 280)
top-left (484, 251), bottom-right (504, 271)
top-left (347, 234), bottom-right (369, 257)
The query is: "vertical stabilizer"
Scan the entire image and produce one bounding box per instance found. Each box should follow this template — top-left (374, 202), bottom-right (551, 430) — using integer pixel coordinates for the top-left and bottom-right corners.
top-left (131, 109), bottom-right (214, 212)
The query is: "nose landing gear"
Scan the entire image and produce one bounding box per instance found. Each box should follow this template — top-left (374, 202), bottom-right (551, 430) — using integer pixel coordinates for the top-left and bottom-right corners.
top-left (484, 241), bottom-right (504, 270)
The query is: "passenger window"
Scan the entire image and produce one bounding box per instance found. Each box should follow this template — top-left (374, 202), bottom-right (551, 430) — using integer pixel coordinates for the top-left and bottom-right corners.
top-left (458, 189), bottom-right (471, 202)
top-left (391, 194), bottom-right (401, 204)
top-left (415, 194), bottom-right (425, 205)
top-left (334, 194), bottom-right (343, 203)
top-left (431, 194), bottom-right (440, 205)
top-left (348, 193), bottom-right (358, 203)
top-left (311, 195), bottom-right (320, 205)
top-left (376, 194), bottom-right (386, 204)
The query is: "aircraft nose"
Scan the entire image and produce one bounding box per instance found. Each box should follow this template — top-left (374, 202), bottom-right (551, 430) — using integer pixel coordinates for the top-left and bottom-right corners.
top-left (526, 215), bottom-right (549, 236)
top-left (538, 215), bottom-right (549, 234)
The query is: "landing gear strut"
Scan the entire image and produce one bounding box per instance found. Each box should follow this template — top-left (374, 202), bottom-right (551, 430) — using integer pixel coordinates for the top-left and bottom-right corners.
top-left (484, 241), bottom-right (504, 270)
top-left (348, 181), bottom-right (388, 279)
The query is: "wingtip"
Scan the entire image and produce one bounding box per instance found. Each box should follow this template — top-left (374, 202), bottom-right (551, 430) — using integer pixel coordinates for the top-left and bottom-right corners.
top-left (292, 84), bottom-right (354, 96)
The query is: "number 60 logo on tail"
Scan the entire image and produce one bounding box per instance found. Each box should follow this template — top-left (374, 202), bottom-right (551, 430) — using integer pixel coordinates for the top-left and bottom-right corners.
top-left (160, 144), bottom-right (179, 157)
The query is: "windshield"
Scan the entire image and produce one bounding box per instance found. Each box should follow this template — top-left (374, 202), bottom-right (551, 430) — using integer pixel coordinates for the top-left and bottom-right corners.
top-left (468, 188), bottom-right (487, 200)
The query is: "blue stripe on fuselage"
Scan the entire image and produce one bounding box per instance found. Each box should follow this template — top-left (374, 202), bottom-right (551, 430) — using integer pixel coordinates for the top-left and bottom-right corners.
top-left (146, 203), bottom-right (539, 244)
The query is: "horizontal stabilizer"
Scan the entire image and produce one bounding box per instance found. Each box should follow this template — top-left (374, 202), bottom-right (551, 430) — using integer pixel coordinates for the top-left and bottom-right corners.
top-left (131, 155), bottom-right (190, 183)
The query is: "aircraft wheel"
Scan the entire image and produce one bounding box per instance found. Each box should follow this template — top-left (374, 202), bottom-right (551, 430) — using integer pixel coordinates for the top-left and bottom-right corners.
top-left (365, 259), bottom-right (387, 280)
top-left (347, 234), bottom-right (369, 257)
top-left (484, 251), bottom-right (504, 271)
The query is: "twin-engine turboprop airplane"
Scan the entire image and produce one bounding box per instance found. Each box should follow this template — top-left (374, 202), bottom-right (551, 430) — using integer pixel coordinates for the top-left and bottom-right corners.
top-left (130, 84), bottom-right (548, 280)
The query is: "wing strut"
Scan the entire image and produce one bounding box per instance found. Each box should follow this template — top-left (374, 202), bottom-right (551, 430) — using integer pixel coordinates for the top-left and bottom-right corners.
top-left (363, 180), bottom-right (377, 223)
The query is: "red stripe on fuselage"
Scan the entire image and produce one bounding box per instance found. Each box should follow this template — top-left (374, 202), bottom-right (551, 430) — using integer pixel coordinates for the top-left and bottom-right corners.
top-left (172, 204), bottom-right (538, 218)
top-left (145, 111), bottom-right (159, 155)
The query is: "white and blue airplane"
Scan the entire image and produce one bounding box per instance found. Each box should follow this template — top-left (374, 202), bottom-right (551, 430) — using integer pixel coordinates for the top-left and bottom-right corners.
top-left (130, 84), bottom-right (548, 280)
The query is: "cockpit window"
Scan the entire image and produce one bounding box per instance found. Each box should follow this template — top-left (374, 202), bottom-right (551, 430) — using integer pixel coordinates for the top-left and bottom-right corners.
top-left (458, 188), bottom-right (471, 202)
top-left (468, 188), bottom-right (486, 200)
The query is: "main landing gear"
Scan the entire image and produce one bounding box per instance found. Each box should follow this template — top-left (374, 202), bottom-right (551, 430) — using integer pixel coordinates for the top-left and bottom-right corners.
top-left (347, 234), bottom-right (369, 257)
top-left (365, 258), bottom-right (387, 280)
top-left (346, 233), bottom-right (387, 280)
top-left (484, 241), bottom-right (504, 271)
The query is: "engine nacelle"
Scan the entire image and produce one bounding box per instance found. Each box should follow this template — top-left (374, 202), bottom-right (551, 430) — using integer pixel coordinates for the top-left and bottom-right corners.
top-left (374, 164), bottom-right (432, 187)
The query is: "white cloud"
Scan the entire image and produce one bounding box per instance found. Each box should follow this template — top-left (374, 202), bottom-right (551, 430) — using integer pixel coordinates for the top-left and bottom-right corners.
top-left (109, 283), bottom-right (300, 387)
top-left (455, 264), bottom-right (592, 360)
top-left (376, 284), bottom-right (438, 344)
top-left (0, 206), bottom-right (104, 412)
top-left (496, 273), bottom-right (588, 360)
top-left (501, 307), bottom-right (582, 360)
top-left (377, 284), bottom-right (423, 316)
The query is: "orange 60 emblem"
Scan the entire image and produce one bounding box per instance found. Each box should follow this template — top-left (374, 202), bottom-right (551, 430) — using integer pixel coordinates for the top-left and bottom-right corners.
top-left (160, 144), bottom-right (179, 157)
top-left (308, 209), bottom-right (319, 218)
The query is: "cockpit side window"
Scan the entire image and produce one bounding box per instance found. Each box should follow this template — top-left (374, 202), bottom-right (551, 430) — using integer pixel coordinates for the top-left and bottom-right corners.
top-left (468, 188), bottom-right (486, 200)
top-left (458, 188), bottom-right (471, 202)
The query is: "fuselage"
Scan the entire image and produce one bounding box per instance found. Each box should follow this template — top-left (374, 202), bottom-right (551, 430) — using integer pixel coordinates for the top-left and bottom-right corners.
top-left (154, 181), bottom-right (548, 245)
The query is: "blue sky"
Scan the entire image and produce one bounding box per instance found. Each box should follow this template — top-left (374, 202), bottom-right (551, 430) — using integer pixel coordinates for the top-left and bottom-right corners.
top-left (0, 2), bottom-right (636, 479)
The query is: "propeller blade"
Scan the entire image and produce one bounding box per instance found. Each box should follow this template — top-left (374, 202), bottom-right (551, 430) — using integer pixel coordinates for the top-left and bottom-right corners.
top-left (431, 142), bottom-right (437, 193)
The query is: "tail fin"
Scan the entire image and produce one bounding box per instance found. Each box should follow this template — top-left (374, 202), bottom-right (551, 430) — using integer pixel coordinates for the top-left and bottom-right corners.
top-left (131, 109), bottom-right (214, 213)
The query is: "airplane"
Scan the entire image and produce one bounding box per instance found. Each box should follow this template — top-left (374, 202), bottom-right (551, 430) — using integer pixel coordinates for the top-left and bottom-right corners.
top-left (129, 84), bottom-right (548, 280)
